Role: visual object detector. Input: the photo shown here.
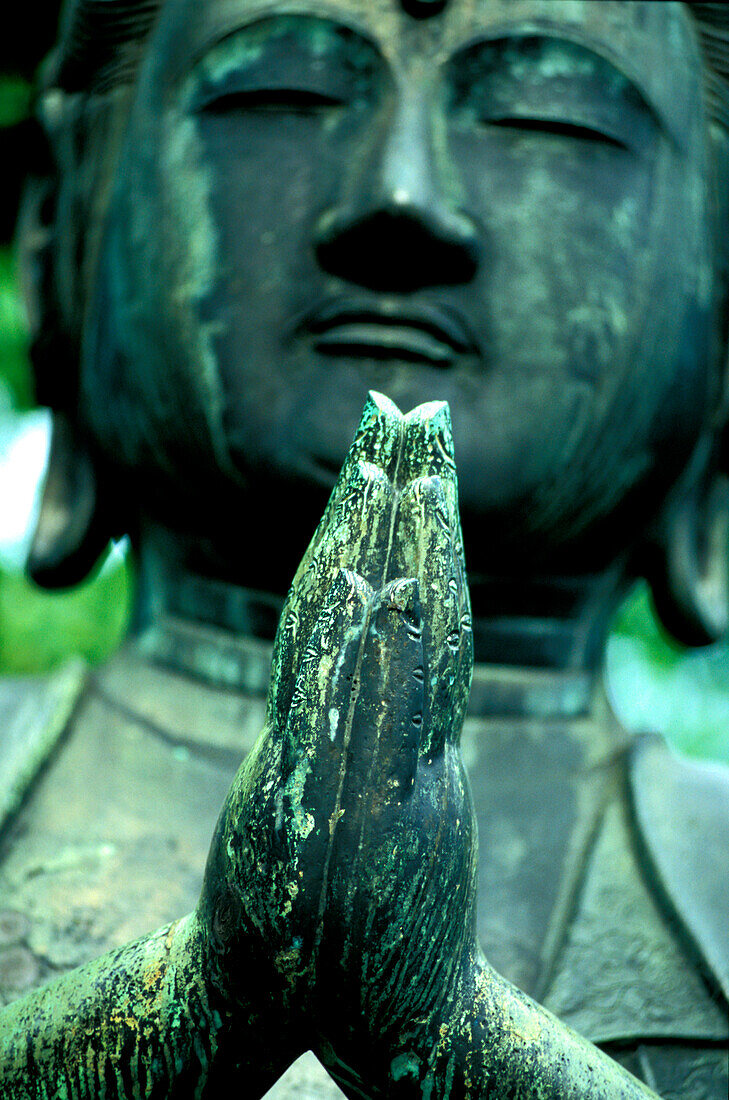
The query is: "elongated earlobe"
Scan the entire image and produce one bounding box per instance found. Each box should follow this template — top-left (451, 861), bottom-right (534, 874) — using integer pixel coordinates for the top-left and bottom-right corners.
top-left (52, 0), bottom-right (162, 94)
top-left (26, 414), bottom-right (113, 589)
top-left (648, 439), bottom-right (729, 647)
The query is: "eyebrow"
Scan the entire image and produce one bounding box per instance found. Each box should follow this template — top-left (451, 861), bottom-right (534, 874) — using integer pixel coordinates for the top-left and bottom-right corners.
top-left (174, 4), bottom-right (381, 85)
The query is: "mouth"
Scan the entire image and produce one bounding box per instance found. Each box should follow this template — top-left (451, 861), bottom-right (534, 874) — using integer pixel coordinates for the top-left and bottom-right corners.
top-left (299, 297), bottom-right (477, 367)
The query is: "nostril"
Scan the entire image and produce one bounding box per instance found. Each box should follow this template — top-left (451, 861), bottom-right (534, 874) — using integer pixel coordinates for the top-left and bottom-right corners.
top-left (315, 207), bottom-right (480, 293)
top-left (401, 0), bottom-right (448, 16)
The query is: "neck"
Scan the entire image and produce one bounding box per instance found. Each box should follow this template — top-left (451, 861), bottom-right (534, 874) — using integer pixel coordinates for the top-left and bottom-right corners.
top-left (131, 528), bottom-right (629, 721)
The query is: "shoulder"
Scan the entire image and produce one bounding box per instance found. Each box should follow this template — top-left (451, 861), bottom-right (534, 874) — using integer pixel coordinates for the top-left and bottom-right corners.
top-left (629, 733), bottom-right (729, 1003)
top-left (0, 660), bottom-right (88, 832)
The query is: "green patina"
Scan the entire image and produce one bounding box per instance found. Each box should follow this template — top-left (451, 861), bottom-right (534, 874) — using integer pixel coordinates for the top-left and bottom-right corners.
top-left (0, 399), bottom-right (663, 1097)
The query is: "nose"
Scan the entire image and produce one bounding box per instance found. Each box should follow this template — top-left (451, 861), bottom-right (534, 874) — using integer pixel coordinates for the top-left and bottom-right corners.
top-left (314, 86), bottom-right (481, 293)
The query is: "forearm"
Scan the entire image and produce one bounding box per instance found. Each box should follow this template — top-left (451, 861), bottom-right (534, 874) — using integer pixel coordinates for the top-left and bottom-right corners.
top-left (0, 912), bottom-right (279, 1099)
top-left (438, 957), bottom-right (660, 1099)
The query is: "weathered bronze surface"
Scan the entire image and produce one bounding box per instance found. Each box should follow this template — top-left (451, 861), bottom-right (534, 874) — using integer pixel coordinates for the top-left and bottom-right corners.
top-left (0, 0), bottom-right (728, 1096)
top-left (0, 396), bottom-right (661, 1096)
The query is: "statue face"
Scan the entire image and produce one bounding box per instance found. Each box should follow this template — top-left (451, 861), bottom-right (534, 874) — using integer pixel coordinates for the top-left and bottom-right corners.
top-left (84, 0), bottom-right (718, 577)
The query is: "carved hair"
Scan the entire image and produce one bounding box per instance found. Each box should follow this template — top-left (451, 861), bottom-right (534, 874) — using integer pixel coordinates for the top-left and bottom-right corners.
top-left (691, 3), bottom-right (729, 131)
top-left (49, 0), bottom-right (162, 93)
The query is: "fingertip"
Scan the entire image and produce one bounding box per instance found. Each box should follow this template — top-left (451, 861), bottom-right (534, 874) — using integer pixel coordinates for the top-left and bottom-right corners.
top-left (347, 391), bottom-right (404, 476)
top-left (366, 390), bottom-right (404, 420)
top-left (312, 464), bottom-right (393, 584)
top-left (335, 459), bottom-right (393, 514)
top-left (401, 400), bottom-right (456, 483)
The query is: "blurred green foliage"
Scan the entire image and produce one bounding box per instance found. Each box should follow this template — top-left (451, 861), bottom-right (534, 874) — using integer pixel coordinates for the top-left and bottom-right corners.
top-left (0, 251), bottom-right (32, 410)
top-left (608, 583), bottom-right (729, 764)
top-left (0, 559), bottom-right (132, 673)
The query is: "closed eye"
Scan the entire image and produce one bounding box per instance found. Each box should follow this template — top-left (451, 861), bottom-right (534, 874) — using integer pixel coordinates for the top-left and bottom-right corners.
top-left (198, 88), bottom-right (346, 114)
top-left (485, 116), bottom-right (628, 151)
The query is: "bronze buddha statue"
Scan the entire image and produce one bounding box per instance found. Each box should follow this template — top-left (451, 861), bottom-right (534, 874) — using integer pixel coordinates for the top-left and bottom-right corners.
top-left (0, 1), bottom-right (727, 1096)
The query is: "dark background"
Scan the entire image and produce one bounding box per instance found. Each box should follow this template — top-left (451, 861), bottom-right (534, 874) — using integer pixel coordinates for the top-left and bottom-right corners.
top-left (0, 5), bottom-right (61, 243)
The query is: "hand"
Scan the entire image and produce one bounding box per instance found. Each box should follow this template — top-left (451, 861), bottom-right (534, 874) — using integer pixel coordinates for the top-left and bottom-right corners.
top-left (200, 390), bottom-right (659, 1099)
top-left (0, 391), bottom-right (658, 1098)
top-left (199, 391), bottom-right (475, 1041)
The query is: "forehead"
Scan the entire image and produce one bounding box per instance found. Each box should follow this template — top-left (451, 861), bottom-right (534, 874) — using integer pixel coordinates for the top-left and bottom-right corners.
top-left (150, 0), bottom-right (702, 140)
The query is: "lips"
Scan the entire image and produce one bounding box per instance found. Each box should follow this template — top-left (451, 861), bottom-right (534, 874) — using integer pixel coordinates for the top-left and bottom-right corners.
top-left (300, 297), bottom-right (477, 367)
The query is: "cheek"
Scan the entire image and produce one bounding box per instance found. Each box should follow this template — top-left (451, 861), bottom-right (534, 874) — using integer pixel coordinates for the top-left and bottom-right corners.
top-left (449, 141), bottom-right (713, 540)
top-left (196, 113), bottom-right (349, 275)
top-left (457, 137), bottom-right (658, 376)
top-left (189, 115), bottom-right (353, 382)
top-left (462, 134), bottom-right (712, 423)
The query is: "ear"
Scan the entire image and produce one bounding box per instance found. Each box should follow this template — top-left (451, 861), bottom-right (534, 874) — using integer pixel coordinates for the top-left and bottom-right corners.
top-left (648, 435), bottom-right (729, 647)
top-left (18, 164), bottom-right (111, 589)
top-left (646, 115), bottom-right (729, 647)
top-left (26, 414), bottom-right (114, 589)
